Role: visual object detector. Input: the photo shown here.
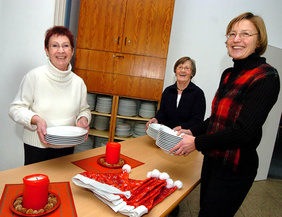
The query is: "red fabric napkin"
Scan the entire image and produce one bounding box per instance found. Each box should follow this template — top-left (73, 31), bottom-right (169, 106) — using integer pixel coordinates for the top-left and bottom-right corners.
top-left (72, 154), bottom-right (144, 173)
top-left (0, 182), bottom-right (77, 217)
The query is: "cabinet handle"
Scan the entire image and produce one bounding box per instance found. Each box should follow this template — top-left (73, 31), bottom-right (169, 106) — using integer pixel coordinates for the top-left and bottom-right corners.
top-left (117, 36), bottom-right (120, 45)
top-left (124, 37), bottom-right (127, 46)
top-left (116, 55), bottom-right (124, 58)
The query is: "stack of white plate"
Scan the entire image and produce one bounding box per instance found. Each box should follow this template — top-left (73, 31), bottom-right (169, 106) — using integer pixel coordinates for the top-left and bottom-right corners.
top-left (138, 101), bottom-right (156, 118)
top-left (156, 128), bottom-right (183, 153)
top-left (45, 126), bottom-right (88, 147)
top-left (74, 135), bottom-right (94, 153)
top-left (133, 122), bottom-right (147, 137)
top-left (94, 136), bottom-right (108, 148)
top-left (89, 114), bottom-right (95, 128)
top-left (115, 123), bottom-right (132, 137)
top-left (87, 93), bottom-right (96, 110)
top-left (95, 96), bottom-right (112, 113)
top-left (118, 98), bottom-right (137, 117)
top-left (93, 116), bottom-right (110, 131)
top-left (146, 123), bottom-right (171, 140)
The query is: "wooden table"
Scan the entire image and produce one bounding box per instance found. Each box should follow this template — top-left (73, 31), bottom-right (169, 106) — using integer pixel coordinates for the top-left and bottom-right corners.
top-left (0, 135), bottom-right (203, 217)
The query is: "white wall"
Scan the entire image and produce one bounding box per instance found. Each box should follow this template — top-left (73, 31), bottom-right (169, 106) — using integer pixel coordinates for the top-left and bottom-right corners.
top-left (0, 0), bottom-right (281, 181)
top-left (0, 0), bottom-right (56, 170)
top-left (165, 0), bottom-right (282, 180)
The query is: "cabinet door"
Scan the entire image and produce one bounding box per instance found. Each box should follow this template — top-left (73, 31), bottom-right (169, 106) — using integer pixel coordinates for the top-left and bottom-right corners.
top-left (122, 0), bottom-right (175, 58)
top-left (76, 0), bottom-right (126, 52)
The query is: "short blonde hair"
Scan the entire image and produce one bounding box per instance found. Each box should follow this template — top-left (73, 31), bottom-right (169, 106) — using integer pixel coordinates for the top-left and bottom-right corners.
top-left (226, 12), bottom-right (268, 55)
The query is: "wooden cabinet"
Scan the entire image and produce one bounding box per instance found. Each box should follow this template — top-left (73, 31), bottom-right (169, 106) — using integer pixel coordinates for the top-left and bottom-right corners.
top-left (77, 0), bottom-right (174, 58)
top-left (75, 0), bottom-right (175, 101)
top-left (77, 0), bottom-right (126, 53)
top-left (75, 49), bottom-right (165, 100)
top-left (74, 0), bottom-right (174, 145)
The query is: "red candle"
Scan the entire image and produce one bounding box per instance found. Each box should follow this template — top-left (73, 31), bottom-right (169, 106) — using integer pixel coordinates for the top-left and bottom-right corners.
top-left (23, 174), bottom-right (50, 210)
top-left (105, 142), bottom-right (121, 164)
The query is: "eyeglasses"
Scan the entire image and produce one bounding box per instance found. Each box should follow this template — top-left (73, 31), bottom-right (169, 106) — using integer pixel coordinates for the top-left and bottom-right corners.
top-left (226, 32), bottom-right (258, 39)
top-left (177, 66), bottom-right (191, 71)
top-left (49, 44), bottom-right (72, 51)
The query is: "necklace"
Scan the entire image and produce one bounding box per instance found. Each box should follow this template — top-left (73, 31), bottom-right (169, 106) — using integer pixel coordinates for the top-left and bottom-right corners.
top-left (177, 87), bottom-right (184, 91)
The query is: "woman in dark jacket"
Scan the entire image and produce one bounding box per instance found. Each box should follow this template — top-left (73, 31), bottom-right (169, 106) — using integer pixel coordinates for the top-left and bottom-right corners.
top-left (146, 57), bottom-right (206, 130)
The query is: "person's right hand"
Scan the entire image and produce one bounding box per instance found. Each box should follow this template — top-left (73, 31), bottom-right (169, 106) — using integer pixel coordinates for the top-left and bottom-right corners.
top-left (31, 115), bottom-right (48, 145)
top-left (146, 118), bottom-right (158, 130)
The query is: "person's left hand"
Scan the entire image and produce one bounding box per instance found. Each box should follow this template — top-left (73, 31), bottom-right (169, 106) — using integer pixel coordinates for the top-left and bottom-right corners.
top-left (77, 117), bottom-right (89, 140)
top-left (172, 126), bottom-right (182, 131)
top-left (169, 134), bottom-right (196, 156)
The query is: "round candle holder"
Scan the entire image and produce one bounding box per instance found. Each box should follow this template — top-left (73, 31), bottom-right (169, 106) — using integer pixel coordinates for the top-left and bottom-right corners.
top-left (97, 155), bottom-right (126, 168)
top-left (10, 191), bottom-right (61, 216)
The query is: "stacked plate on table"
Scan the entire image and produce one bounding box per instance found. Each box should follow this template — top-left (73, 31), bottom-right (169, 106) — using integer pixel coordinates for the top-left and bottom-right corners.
top-left (146, 123), bottom-right (171, 140)
top-left (156, 128), bottom-right (183, 153)
top-left (95, 96), bottom-right (112, 113)
top-left (133, 122), bottom-right (147, 137)
top-left (117, 98), bottom-right (137, 117)
top-left (45, 126), bottom-right (88, 147)
top-left (87, 93), bottom-right (96, 110)
top-left (115, 123), bottom-right (132, 137)
top-left (138, 101), bottom-right (156, 118)
top-left (93, 116), bottom-right (110, 131)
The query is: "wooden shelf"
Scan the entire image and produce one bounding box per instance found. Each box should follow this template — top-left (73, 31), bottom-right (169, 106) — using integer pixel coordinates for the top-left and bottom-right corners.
top-left (89, 129), bottom-right (109, 138)
top-left (91, 111), bottom-right (111, 117)
top-left (116, 114), bottom-right (151, 122)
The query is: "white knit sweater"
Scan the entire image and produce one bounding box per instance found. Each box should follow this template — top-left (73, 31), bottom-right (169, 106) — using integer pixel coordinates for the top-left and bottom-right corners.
top-left (9, 60), bottom-right (91, 148)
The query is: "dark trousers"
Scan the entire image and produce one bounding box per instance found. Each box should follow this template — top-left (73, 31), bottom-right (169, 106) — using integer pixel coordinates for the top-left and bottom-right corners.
top-left (24, 143), bottom-right (74, 165)
top-left (199, 155), bottom-right (257, 217)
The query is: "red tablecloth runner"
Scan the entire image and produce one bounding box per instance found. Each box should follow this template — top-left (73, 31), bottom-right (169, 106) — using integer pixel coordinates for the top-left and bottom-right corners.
top-left (0, 182), bottom-right (77, 217)
top-left (72, 154), bottom-right (144, 173)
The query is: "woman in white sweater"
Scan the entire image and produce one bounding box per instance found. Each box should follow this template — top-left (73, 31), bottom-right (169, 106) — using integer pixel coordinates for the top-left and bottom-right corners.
top-left (9, 26), bottom-right (91, 165)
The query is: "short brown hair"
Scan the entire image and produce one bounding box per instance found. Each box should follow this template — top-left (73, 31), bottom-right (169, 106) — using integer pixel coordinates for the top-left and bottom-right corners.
top-left (174, 56), bottom-right (196, 78)
top-left (44, 26), bottom-right (74, 49)
top-left (226, 12), bottom-right (268, 55)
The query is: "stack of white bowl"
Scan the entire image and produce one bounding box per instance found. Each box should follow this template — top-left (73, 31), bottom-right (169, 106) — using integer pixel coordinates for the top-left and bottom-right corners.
top-left (138, 101), bottom-right (156, 118)
top-left (89, 114), bottom-right (95, 128)
top-left (95, 96), bottom-right (112, 113)
top-left (133, 122), bottom-right (147, 137)
top-left (87, 93), bottom-right (96, 110)
top-left (118, 98), bottom-right (137, 117)
top-left (94, 136), bottom-right (108, 148)
top-left (93, 116), bottom-right (110, 131)
top-left (115, 123), bottom-right (132, 137)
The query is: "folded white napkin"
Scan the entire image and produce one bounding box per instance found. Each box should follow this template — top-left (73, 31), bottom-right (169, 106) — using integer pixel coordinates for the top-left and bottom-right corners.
top-left (72, 166), bottom-right (182, 217)
top-left (72, 174), bottom-right (131, 199)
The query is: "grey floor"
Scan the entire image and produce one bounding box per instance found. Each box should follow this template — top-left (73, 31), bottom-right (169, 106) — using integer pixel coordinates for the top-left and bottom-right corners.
top-left (177, 178), bottom-right (282, 217)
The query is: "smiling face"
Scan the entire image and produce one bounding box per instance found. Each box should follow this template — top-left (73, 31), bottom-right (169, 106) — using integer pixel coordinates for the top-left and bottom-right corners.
top-left (175, 60), bottom-right (193, 84)
top-left (226, 19), bottom-right (259, 60)
top-left (45, 35), bottom-right (74, 71)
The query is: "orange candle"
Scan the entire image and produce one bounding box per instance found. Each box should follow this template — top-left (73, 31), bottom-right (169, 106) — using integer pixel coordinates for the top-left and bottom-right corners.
top-left (105, 142), bottom-right (121, 164)
top-left (23, 174), bottom-right (50, 210)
